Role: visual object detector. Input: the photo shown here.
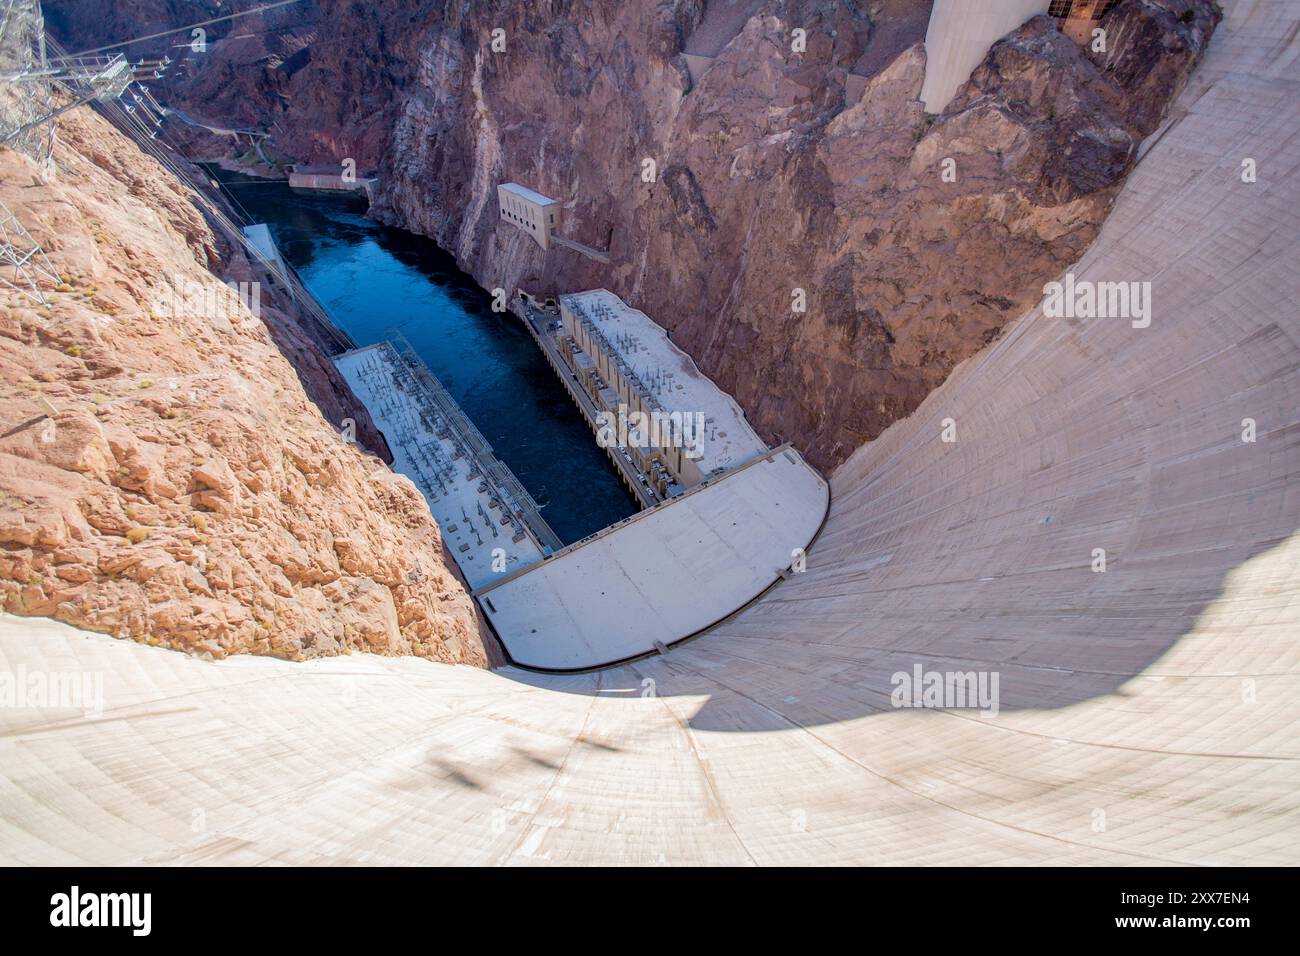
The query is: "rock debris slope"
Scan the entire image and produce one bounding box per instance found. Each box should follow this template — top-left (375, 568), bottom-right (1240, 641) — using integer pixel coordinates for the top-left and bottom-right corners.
top-left (1, 0), bottom-right (1295, 865)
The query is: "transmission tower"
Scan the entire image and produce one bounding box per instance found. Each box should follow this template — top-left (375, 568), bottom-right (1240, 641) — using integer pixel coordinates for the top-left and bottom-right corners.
top-left (1, 1), bottom-right (167, 305)
top-left (2, 0), bottom-right (168, 172)
top-left (0, 0), bottom-right (57, 173)
top-left (0, 198), bottom-right (59, 304)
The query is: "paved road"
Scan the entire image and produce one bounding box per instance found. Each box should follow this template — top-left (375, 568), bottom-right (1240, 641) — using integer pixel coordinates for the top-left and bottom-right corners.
top-left (164, 105), bottom-right (265, 139)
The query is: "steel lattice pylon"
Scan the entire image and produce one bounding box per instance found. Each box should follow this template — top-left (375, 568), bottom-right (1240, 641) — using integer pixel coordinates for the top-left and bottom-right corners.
top-left (0, 0), bottom-right (57, 173)
top-left (0, 198), bottom-right (59, 304)
top-left (2, 0), bottom-right (159, 173)
top-left (0, 197), bottom-right (59, 304)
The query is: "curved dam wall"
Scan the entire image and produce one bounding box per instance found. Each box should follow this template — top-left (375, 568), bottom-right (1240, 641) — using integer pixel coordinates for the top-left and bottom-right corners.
top-left (0, 0), bottom-right (1297, 865)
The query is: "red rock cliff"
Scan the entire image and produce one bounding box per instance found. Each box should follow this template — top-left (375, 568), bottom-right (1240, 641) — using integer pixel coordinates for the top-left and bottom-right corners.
top-left (0, 106), bottom-right (494, 664)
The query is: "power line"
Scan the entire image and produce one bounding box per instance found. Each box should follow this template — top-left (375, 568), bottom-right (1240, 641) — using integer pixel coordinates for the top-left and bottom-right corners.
top-left (62, 0), bottom-right (304, 57)
top-left (25, 31), bottom-right (354, 353)
top-left (111, 95), bottom-right (354, 354)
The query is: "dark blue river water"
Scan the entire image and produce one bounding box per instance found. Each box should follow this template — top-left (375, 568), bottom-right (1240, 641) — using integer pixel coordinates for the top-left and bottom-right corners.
top-left (211, 169), bottom-right (637, 544)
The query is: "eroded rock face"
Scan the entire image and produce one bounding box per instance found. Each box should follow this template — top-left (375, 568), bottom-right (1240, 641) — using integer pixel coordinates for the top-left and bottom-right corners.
top-left (0, 108), bottom-right (493, 664)
top-left (48, 2), bottom-right (1218, 472)
top-left (253, 0), bottom-right (1218, 470)
top-left (622, 2), bottom-right (1220, 467)
top-left (45, 1), bottom-right (1211, 476)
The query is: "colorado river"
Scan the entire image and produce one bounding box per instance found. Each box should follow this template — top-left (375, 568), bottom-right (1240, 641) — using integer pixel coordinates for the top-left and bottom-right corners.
top-left (212, 169), bottom-right (637, 544)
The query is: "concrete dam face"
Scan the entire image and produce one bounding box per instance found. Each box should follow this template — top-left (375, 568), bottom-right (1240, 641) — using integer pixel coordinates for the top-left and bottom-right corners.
top-left (1, 1), bottom-right (1297, 866)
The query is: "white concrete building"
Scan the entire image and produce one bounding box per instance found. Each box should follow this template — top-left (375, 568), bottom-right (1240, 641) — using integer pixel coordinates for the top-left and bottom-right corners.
top-left (476, 444), bottom-right (829, 670)
top-left (240, 223), bottom-right (290, 289)
top-left (497, 182), bottom-right (561, 250)
top-left (558, 289), bottom-right (768, 493)
top-left (920, 0), bottom-right (1050, 113)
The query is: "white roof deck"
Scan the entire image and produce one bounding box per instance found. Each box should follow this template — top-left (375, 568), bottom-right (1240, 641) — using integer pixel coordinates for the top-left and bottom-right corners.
top-left (498, 182), bottom-right (560, 207)
top-left (336, 345), bottom-right (544, 588)
top-left (478, 445), bottom-right (828, 670)
top-left (562, 289), bottom-right (768, 475)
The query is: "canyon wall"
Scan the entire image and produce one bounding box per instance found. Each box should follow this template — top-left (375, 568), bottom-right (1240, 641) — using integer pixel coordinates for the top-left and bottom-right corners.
top-left (253, 0), bottom-right (1219, 471)
top-left (14, 0), bottom-right (1217, 657)
top-left (52, 1), bottom-right (1219, 472)
top-left (0, 106), bottom-right (494, 664)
